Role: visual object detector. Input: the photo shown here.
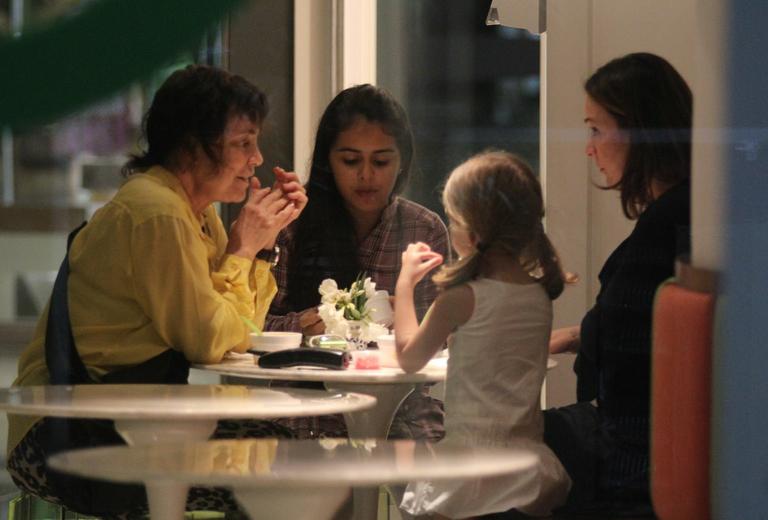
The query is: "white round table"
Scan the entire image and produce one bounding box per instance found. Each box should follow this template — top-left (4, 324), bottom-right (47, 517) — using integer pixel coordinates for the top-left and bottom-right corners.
top-left (195, 355), bottom-right (447, 520)
top-left (49, 438), bottom-right (539, 520)
top-left (0, 384), bottom-right (376, 519)
top-left (195, 355), bottom-right (556, 438)
top-left (195, 354), bottom-right (555, 520)
top-left (195, 354), bottom-right (447, 439)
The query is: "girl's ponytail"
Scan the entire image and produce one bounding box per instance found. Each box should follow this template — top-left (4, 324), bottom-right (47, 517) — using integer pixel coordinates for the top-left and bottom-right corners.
top-left (436, 150), bottom-right (572, 298)
top-left (432, 250), bottom-right (484, 290)
top-left (533, 229), bottom-right (567, 300)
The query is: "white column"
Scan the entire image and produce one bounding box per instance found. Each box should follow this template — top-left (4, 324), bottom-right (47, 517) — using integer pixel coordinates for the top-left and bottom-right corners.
top-left (337, 0), bottom-right (377, 89)
top-left (293, 0), bottom-right (377, 182)
top-left (691, 0), bottom-right (727, 271)
top-left (293, 0), bottom-right (334, 182)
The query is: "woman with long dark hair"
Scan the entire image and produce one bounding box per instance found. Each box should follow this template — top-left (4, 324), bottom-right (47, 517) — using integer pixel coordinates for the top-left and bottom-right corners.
top-left (266, 84), bottom-right (450, 441)
top-left (544, 52), bottom-right (692, 515)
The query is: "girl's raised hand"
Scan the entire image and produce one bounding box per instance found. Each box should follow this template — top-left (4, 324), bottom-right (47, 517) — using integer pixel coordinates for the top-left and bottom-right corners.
top-left (398, 242), bottom-right (444, 288)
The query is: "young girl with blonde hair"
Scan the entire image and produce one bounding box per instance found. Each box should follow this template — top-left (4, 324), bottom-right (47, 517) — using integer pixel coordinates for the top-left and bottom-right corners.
top-left (395, 151), bottom-right (571, 518)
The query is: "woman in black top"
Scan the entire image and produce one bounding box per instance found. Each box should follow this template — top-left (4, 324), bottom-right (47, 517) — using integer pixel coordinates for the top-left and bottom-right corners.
top-left (544, 52), bottom-right (693, 514)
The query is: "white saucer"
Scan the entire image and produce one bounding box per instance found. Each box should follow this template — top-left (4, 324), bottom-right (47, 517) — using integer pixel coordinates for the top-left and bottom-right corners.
top-left (250, 331), bottom-right (303, 353)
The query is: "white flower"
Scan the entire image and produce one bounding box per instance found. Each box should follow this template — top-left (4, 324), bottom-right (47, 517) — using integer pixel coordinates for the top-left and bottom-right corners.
top-left (318, 279), bottom-right (340, 303)
top-left (363, 291), bottom-right (393, 326)
top-left (317, 302), bottom-right (348, 338)
top-left (329, 321), bottom-right (350, 339)
top-left (316, 275), bottom-right (390, 347)
top-left (361, 322), bottom-right (389, 343)
top-left (362, 277), bottom-right (377, 299)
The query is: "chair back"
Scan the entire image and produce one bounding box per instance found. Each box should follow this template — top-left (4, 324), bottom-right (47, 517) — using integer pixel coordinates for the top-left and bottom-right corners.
top-left (651, 263), bottom-right (718, 520)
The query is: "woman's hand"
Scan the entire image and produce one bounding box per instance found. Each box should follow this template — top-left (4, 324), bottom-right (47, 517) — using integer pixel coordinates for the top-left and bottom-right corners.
top-left (226, 177), bottom-right (295, 259)
top-left (273, 167), bottom-right (307, 223)
top-left (246, 167), bottom-right (308, 251)
top-left (549, 325), bottom-right (581, 354)
top-left (397, 242), bottom-right (444, 290)
top-left (299, 307), bottom-right (325, 336)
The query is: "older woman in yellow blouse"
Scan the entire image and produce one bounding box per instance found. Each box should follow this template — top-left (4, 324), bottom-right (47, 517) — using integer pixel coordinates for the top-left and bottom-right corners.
top-left (7, 65), bottom-right (307, 516)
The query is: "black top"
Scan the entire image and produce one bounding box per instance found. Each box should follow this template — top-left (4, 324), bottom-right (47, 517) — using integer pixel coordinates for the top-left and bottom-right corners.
top-left (576, 179), bottom-right (690, 495)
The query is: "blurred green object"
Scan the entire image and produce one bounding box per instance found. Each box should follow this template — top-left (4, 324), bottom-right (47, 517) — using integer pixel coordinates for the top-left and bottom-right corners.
top-left (307, 334), bottom-right (349, 349)
top-left (241, 315), bottom-right (263, 335)
top-left (0, 0), bottom-right (244, 130)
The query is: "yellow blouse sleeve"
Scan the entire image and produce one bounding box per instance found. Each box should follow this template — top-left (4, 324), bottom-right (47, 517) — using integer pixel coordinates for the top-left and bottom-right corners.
top-left (251, 259), bottom-right (277, 329)
top-left (205, 206), bottom-right (277, 331)
top-left (130, 215), bottom-right (258, 364)
top-left (210, 255), bottom-right (276, 330)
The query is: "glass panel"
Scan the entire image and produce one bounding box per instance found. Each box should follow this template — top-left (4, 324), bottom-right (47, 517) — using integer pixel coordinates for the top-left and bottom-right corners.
top-left (220, 0), bottom-right (294, 228)
top-left (377, 0), bottom-right (540, 216)
top-left (0, 0), bottom-right (224, 326)
top-left (0, 0), bottom-right (229, 483)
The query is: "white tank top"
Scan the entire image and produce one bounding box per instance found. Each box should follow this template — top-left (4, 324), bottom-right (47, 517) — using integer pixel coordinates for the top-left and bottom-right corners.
top-left (444, 277), bottom-right (552, 445)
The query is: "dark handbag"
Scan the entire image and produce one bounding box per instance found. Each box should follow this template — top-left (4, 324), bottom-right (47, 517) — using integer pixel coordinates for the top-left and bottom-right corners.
top-left (256, 347), bottom-right (351, 370)
top-left (35, 222), bottom-right (190, 515)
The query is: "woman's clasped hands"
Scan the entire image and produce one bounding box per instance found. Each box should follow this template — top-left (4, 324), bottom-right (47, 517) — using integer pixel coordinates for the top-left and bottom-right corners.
top-left (227, 167), bottom-right (308, 259)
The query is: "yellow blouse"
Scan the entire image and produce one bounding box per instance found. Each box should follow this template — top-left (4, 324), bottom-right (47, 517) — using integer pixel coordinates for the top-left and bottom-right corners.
top-left (8, 166), bottom-right (276, 452)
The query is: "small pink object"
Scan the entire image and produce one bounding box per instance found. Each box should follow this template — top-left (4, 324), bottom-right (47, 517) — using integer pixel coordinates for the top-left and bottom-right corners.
top-left (353, 350), bottom-right (380, 370)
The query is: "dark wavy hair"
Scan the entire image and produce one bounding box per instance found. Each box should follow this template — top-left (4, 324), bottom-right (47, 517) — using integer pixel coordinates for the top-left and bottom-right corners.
top-left (434, 151), bottom-right (567, 300)
top-left (285, 84), bottom-right (414, 312)
top-left (585, 52), bottom-right (692, 218)
top-left (122, 64), bottom-right (268, 176)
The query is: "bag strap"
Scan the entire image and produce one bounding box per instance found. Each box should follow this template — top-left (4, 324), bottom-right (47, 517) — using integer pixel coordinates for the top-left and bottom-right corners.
top-left (45, 221), bottom-right (92, 385)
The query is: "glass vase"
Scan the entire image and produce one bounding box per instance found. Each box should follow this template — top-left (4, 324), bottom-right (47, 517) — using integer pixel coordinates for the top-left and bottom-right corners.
top-left (346, 320), bottom-right (368, 350)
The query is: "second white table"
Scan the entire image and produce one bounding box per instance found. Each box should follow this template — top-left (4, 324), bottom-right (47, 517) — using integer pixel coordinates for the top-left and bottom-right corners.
top-left (0, 384), bottom-right (376, 519)
top-left (50, 437), bottom-right (540, 520)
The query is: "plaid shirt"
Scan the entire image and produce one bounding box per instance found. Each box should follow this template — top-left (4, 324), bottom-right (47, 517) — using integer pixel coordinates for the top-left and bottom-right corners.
top-left (266, 197), bottom-right (450, 442)
top-left (266, 197), bottom-right (450, 331)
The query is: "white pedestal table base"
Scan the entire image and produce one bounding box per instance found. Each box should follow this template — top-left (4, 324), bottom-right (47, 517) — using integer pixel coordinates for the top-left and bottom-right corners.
top-left (114, 418), bottom-right (219, 520)
top-left (234, 486), bottom-right (349, 520)
top-left (324, 382), bottom-right (416, 520)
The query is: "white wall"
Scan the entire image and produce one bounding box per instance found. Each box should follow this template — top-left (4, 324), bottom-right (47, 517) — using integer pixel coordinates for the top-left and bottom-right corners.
top-left (540, 1), bottom-right (592, 406)
top-left (0, 233), bottom-right (66, 321)
top-left (589, 0), bottom-right (698, 295)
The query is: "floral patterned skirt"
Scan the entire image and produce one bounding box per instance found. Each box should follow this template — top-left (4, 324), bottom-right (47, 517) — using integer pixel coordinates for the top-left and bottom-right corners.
top-left (7, 417), bottom-right (295, 519)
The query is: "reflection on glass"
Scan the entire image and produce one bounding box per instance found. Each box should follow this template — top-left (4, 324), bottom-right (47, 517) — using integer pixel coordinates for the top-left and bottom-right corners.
top-left (0, 0), bottom-right (224, 323)
top-left (377, 0), bottom-right (540, 217)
